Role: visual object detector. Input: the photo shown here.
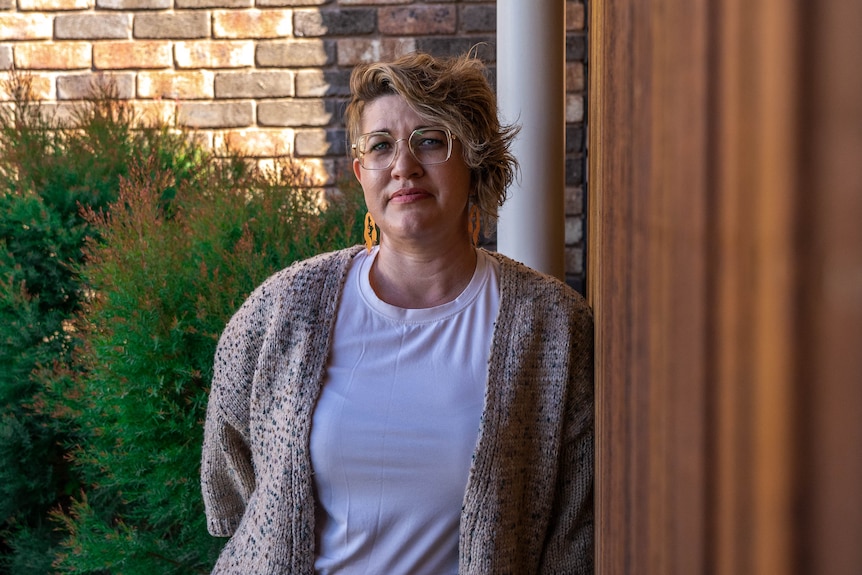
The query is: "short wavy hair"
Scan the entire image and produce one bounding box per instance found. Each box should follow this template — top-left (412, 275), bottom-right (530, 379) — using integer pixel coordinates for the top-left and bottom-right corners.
top-left (345, 51), bottom-right (519, 225)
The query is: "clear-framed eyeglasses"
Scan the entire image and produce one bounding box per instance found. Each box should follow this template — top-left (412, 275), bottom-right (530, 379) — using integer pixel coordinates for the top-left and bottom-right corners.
top-left (352, 127), bottom-right (456, 170)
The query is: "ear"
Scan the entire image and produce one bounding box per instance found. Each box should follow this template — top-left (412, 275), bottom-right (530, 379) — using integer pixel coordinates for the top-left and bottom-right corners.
top-left (353, 158), bottom-right (362, 182)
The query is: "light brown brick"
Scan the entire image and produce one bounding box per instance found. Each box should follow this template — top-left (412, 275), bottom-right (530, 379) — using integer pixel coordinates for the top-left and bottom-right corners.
top-left (336, 37), bottom-right (416, 66)
top-left (567, 1), bottom-right (585, 31)
top-left (93, 41), bottom-right (171, 69)
top-left (177, 101), bottom-right (253, 128)
top-left (0, 71), bottom-right (54, 101)
top-left (55, 14), bottom-right (131, 40)
top-left (215, 128), bottom-right (293, 157)
top-left (57, 72), bottom-right (135, 99)
top-left (258, 99), bottom-right (335, 127)
top-left (0, 46), bottom-right (12, 70)
top-left (251, 156), bottom-right (331, 187)
top-left (37, 101), bottom-right (81, 127)
top-left (138, 71), bottom-right (214, 99)
top-left (566, 93), bottom-right (584, 123)
top-left (0, 0), bottom-right (14, 9)
top-left (566, 62), bottom-right (585, 93)
top-left (133, 12), bottom-right (209, 39)
top-left (565, 186), bottom-right (584, 215)
top-left (379, 5), bottom-right (456, 35)
top-left (129, 99), bottom-right (177, 126)
top-left (565, 244), bottom-right (584, 275)
top-left (256, 39), bottom-right (333, 67)
top-left (213, 9), bottom-right (292, 39)
top-left (565, 214), bottom-right (583, 244)
top-left (0, 14), bottom-right (52, 40)
top-left (18, 0), bottom-right (88, 10)
top-left (214, 71), bottom-right (293, 98)
top-left (175, 41), bottom-right (255, 69)
top-left (14, 42), bottom-right (91, 70)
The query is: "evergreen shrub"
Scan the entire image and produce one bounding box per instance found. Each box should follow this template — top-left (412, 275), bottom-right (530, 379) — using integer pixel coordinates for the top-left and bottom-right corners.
top-left (49, 153), bottom-right (363, 573)
top-left (1, 71), bottom-right (207, 572)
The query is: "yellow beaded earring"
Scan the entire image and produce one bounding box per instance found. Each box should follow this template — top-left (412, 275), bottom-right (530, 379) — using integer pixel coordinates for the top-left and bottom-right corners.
top-left (363, 212), bottom-right (378, 253)
top-left (468, 204), bottom-right (481, 247)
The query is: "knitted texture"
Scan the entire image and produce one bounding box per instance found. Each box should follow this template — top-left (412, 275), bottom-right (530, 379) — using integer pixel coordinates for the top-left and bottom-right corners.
top-left (201, 246), bottom-right (594, 574)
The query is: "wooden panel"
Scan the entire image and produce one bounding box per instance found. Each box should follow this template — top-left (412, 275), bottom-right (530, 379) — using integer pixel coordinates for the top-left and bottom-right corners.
top-left (797, 1), bottom-right (862, 573)
top-left (710, 0), bottom-right (801, 573)
top-left (589, 0), bottom-right (709, 572)
top-left (590, 0), bottom-right (862, 573)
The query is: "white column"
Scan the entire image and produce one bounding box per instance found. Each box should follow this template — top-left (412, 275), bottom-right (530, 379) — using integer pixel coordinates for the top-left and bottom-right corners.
top-left (496, 0), bottom-right (566, 279)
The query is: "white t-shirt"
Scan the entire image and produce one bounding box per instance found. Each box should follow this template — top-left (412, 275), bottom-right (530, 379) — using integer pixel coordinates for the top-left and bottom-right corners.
top-left (310, 247), bottom-right (500, 575)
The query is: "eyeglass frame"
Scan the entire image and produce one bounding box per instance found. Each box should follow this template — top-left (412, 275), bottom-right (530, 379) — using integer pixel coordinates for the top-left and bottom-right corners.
top-left (351, 126), bottom-right (457, 170)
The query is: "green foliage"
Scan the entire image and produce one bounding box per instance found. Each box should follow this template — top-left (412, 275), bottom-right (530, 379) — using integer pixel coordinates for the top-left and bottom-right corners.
top-left (1, 70), bottom-right (365, 572)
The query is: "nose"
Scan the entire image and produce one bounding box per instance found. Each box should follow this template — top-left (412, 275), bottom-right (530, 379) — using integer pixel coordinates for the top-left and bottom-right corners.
top-left (390, 138), bottom-right (423, 177)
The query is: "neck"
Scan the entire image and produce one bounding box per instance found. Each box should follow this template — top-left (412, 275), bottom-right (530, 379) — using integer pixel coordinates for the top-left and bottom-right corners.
top-left (370, 239), bottom-right (478, 309)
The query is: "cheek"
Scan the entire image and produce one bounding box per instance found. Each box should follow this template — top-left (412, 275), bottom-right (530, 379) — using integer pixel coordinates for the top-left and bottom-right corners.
top-left (359, 172), bottom-right (387, 204)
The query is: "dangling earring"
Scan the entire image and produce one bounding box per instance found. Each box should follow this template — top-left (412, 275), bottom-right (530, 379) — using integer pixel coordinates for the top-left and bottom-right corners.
top-left (363, 212), bottom-right (378, 253)
top-left (468, 204), bottom-right (481, 247)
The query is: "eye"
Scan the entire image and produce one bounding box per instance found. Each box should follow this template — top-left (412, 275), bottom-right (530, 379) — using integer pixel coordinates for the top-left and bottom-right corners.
top-left (363, 134), bottom-right (394, 155)
top-left (412, 130), bottom-right (447, 150)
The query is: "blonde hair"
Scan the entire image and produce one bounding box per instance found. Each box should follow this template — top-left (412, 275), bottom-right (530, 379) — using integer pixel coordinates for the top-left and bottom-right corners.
top-left (345, 51), bottom-right (519, 224)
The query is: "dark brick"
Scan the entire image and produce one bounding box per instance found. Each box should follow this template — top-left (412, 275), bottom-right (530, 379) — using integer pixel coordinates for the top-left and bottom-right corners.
top-left (214, 71), bottom-right (294, 98)
top-left (176, 0), bottom-right (249, 7)
top-left (295, 69), bottom-right (351, 97)
top-left (566, 32), bottom-right (586, 61)
top-left (565, 154), bottom-right (584, 186)
top-left (55, 14), bottom-right (130, 39)
top-left (294, 8), bottom-right (375, 37)
top-left (134, 12), bottom-right (209, 39)
top-left (57, 73), bottom-right (135, 99)
top-left (415, 36), bottom-right (495, 61)
top-left (177, 101), bottom-right (253, 128)
top-left (461, 5), bottom-right (495, 32)
top-left (566, 124), bottom-right (584, 154)
top-left (379, 5), bottom-right (456, 35)
top-left (96, 0), bottom-right (171, 10)
top-left (258, 98), bottom-right (339, 127)
top-left (294, 127), bottom-right (347, 157)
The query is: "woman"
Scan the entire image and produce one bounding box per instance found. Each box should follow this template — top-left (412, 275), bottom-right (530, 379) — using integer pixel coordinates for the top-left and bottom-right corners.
top-left (201, 51), bottom-right (593, 574)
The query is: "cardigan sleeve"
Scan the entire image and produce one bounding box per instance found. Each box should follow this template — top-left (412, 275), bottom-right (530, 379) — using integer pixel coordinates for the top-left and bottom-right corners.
top-left (540, 301), bottom-right (595, 574)
top-left (200, 282), bottom-right (275, 537)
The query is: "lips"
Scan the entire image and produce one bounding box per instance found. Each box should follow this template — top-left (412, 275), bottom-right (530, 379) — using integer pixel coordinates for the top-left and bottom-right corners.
top-left (388, 187), bottom-right (430, 203)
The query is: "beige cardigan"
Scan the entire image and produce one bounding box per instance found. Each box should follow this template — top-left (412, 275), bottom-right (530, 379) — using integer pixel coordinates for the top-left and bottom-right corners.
top-left (201, 246), bottom-right (594, 574)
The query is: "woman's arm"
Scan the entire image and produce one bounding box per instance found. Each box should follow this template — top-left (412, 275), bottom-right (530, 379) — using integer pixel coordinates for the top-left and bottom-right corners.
top-left (200, 284), bottom-right (274, 536)
top-left (540, 303), bottom-right (595, 573)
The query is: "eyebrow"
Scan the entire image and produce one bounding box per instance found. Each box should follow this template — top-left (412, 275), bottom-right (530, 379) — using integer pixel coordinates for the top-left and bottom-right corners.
top-left (362, 125), bottom-right (437, 136)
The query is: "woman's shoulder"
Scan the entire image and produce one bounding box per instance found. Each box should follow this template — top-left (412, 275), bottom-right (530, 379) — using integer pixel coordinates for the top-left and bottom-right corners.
top-left (225, 246), bottom-right (363, 328)
top-left (487, 250), bottom-right (591, 314)
top-left (252, 246), bottom-right (362, 297)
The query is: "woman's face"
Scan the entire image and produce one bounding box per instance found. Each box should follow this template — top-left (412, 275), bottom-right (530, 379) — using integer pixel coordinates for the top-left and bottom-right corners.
top-left (353, 94), bottom-right (472, 249)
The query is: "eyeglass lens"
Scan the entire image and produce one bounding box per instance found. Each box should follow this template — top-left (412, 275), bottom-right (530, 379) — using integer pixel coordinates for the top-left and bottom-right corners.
top-left (357, 128), bottom-right (451, 169)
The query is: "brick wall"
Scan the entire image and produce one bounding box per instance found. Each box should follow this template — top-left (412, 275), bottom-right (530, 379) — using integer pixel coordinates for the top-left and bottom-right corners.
top-left (0, 0), bottom-right (587, 290)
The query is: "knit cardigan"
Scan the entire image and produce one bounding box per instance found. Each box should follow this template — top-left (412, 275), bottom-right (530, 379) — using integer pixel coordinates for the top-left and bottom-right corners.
top-left (201, 246), bottom-right (594, 574)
